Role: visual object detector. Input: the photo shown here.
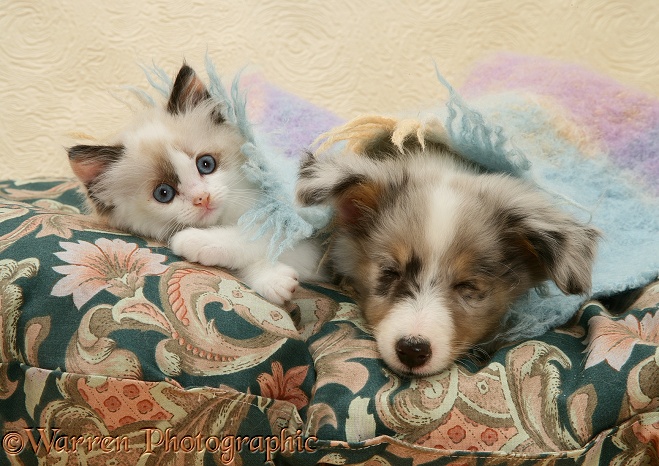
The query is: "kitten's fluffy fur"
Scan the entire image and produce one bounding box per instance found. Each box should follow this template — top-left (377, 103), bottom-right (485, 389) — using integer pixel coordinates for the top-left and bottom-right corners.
top-left (296, 145), bottom-right (599, 377)
top-left (68, 64), bottom-right (323, 305)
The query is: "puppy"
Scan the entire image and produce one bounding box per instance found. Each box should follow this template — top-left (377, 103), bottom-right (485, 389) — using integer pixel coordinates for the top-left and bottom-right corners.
top-left (296, 143), bottom-right (598, 377)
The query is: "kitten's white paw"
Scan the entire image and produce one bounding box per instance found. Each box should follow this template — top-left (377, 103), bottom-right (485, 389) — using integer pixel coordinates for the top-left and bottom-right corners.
top-left (170, 228), bottom-right (239, 268)
top-left (245, 263), bottom-right (300, 305)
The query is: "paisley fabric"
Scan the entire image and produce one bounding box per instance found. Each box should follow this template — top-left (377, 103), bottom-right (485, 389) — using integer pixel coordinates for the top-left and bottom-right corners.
top-left (1, 179), bottom-right (658, 465)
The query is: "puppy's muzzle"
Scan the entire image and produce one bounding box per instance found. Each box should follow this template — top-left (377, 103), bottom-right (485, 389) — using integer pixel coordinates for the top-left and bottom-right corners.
top-left (395, 336), bottom-right (432, 369)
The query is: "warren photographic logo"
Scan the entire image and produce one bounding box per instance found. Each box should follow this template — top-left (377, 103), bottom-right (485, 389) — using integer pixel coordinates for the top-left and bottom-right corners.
top-left (2, 427), bottom-right (318, 463)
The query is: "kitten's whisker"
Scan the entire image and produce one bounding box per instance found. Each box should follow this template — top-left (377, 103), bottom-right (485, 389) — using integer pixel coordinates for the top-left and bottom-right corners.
top-left (160, 218), bottom-right (186, 242)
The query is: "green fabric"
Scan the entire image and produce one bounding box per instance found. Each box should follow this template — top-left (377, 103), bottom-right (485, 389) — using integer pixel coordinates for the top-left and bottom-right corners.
top-left (1, 179), bottom-right (658, 465)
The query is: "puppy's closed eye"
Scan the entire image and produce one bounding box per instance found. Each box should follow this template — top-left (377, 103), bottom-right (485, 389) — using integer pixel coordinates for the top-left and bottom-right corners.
top-left (453, 280), bottom-right (488, 304)
top-left (380, 265), bottom-right (402, 282)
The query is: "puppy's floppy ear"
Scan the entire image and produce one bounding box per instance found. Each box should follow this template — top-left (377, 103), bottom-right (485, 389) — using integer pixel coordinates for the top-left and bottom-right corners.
top-left (67, 144), bottom-right (124, 187)
top-left (502, 193), bottom-right (600, 295)
top-left (167, 63), bottom-right (224, 123)
top-left (296, 152), bottom-right (382, 228)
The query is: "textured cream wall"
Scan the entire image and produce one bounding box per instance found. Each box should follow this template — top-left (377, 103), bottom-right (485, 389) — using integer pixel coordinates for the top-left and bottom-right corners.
top-left (2, 0), bottom-right (658, 180)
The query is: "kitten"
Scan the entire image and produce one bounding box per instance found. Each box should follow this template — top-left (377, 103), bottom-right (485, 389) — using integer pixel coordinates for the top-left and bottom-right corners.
top-left (68, 64), bottom-right (324, 305)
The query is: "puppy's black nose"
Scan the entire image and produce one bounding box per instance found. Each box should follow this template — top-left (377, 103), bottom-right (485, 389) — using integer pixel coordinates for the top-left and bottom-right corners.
top-left (396, 337), bottom-right (431, 368)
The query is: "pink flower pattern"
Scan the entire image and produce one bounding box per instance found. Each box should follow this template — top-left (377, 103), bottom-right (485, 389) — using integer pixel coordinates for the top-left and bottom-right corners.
top-left (51, 238), bottom-right (168, 308)
top-left (257, 361), bottom-right (309, 410)
top-left (584, 312), bottom-right (659, 370)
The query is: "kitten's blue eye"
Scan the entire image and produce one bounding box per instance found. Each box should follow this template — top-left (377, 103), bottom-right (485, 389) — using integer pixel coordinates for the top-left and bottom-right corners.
top-left (196, 154), bottom-right (216, 175)
top-left (153, 183), bottom-right (176, 203)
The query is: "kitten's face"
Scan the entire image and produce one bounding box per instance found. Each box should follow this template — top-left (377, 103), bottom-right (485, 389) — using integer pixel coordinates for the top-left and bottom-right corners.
top-left (68, 65), bottom-right (252, 240)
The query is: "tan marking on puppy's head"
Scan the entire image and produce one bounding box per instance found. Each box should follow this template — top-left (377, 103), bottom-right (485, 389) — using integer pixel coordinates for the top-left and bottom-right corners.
top-left (335, 180), bottom-right (383, 230)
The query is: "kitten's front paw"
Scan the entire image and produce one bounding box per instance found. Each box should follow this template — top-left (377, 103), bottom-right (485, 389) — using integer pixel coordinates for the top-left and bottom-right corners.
top-left (244, 263), bottom-right (300, 305)
top-left (170, 228), bottom-right (238, 268)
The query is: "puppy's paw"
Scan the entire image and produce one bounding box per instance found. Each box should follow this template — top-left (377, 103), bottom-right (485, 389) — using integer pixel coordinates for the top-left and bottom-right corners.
top-left (170, 228), bottom-right (238, 268)
top-left (245, 262), bottom-right (300, 305)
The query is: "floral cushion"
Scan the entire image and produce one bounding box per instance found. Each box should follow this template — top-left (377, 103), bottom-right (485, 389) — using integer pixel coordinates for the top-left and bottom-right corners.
top-left (0, 179), bottom-right (339, 464)
top-left (1, 178), bottom-right (658, 465)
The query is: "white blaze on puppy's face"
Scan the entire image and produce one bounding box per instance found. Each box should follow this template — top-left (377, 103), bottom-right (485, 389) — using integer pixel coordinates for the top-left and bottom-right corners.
top-left (426, 183), bottom-right (463, 257)
top-left (375, 288), bottom-right (457, 377)
top-left (377, 184), bottom-right (461, 376)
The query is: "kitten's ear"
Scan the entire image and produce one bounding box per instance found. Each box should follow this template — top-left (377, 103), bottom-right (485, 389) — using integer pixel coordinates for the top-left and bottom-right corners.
top-left (296, 152), bottom-right (382, 229)
top-left (68, 144), bottom-right (124, 186)
top-left (167, 64), bottom-right (224, 123)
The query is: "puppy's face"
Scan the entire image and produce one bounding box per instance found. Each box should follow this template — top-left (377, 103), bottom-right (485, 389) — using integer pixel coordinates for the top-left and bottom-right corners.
top-left (297, 152), bottom-right (598, 377)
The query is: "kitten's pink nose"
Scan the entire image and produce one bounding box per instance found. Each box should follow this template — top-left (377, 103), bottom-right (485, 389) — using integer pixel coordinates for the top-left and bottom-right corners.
top-left (193, 193), bottom-right (211, 208)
